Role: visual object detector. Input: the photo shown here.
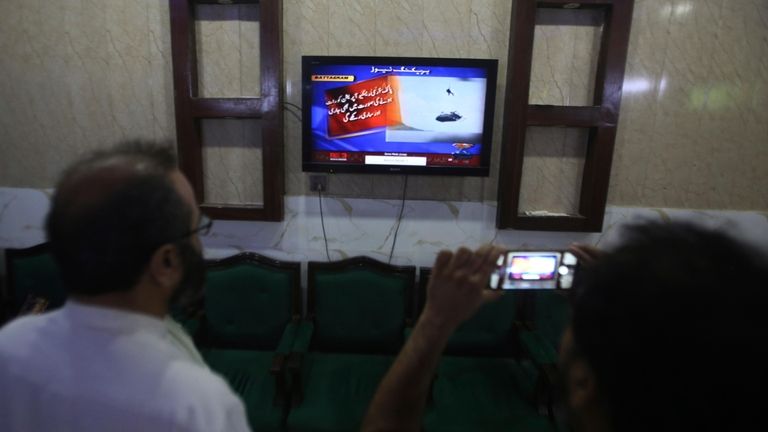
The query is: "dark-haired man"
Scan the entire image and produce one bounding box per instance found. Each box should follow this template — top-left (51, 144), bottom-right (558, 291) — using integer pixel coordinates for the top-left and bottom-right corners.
top-left (0, 143), bottom-right (250, 431)
top-left (362, 222), bottom-right (768, 431)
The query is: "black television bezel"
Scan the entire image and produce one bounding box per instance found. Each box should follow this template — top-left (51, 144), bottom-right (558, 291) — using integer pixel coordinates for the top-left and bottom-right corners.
top-left (301, 55), bottom-right (498, 177)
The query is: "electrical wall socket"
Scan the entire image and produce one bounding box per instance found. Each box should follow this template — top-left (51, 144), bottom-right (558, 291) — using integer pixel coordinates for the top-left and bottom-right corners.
top-left (309, 174), bottom-right (328, 192)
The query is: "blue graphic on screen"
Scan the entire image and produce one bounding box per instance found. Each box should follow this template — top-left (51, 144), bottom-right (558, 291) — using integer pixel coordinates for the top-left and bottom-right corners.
top-left (309, 64), bottom-right (488, 156)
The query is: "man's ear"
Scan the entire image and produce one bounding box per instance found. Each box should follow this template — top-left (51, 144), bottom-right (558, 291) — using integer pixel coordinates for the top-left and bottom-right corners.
top-left (148, 244), bottom-right (182, 291)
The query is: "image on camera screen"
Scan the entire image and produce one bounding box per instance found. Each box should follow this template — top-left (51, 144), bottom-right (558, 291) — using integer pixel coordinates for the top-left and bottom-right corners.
top-left (508, 255), bottom-right (558, 281)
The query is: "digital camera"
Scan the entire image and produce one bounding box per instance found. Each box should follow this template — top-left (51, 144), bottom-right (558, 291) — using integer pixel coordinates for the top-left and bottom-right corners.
top-left (489, 251), bottom-right (578, 290)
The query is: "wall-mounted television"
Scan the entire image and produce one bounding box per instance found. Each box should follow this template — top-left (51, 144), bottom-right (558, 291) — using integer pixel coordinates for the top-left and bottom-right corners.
top-left (302, 56), bottom-right (498, 176)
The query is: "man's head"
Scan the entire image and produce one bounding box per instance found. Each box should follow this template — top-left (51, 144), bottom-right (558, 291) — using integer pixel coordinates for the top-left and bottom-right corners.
top-left (45, 142), bottom-right (207, 312)
top-left (562, 222), bottom-right (768, 431)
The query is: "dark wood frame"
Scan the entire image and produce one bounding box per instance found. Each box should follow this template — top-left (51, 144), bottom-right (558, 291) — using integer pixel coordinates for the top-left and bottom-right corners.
top-left (306, 256), bottom-right (416, 326)
top-left (497, 0), bottom-right (635, 232)
top-left (169, 0), bottom-right (284, 221)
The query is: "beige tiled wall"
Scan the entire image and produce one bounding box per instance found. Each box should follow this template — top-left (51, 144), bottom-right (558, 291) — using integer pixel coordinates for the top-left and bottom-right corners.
top-left (0, 0), bottom-right (766, 211)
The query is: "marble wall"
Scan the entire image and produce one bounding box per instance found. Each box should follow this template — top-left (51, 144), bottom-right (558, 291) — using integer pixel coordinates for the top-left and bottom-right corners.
top-left (0, 0), bottom-right (766, 210)
top-left (609, 0), bottom-right (768, 210)
top-left (0, 0), bottom-right (174, 186)
top-left (2, 187), bottom-right (767, 269)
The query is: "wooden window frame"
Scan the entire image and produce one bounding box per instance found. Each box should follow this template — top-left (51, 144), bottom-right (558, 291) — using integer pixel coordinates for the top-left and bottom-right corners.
top-left (169, 0), bottom-right (284, 221)
top-left (497, 0), bottom-right (634, 232)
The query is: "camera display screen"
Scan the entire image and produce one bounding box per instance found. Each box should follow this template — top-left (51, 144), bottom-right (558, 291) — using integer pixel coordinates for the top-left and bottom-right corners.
top-left (508, 255), bottom-right (558, 281)
top-left (490, 251), bottom-right (576, 290)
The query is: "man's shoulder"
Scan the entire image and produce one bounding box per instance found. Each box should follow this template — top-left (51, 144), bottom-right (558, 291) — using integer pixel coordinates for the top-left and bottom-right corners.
top-left (159, 361), bottom-right (251, 431)
top-left (163, 359), bottom-right (233, 395)
top-left (0, 311), bottom-right (59, 350)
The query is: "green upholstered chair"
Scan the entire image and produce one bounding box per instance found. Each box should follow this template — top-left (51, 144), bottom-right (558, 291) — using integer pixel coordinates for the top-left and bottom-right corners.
top-left (286, 256), bottom-right (416, 432)
top-left (195, 253), bottom-right (302, 432)
top-left (3, 243), bottom-right (66, 322)
top-left (522, 290), bottom-right (571, 360)
top-left (416, 267), bottom-right (555, 432)
top-left (415, 268), bottom-right (521, 356)
top-left (517, 289), bottom-right (572, 423)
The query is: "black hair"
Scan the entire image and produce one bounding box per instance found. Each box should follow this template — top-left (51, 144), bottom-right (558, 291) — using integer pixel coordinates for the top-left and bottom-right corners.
top-left (45, 141), bottom-right (192, 296)
top-left (570, 222), bottom-right (768, 431)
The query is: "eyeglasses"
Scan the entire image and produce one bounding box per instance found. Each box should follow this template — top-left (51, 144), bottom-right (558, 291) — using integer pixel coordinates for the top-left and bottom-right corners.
top-left (152, 214), bottom-right (214, 251)
top-left (189, 214), bottom-right (213, 237)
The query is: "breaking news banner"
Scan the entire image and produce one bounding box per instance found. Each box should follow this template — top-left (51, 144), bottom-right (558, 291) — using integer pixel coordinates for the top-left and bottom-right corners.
top-left (324, 75), bottom-right (402, 138)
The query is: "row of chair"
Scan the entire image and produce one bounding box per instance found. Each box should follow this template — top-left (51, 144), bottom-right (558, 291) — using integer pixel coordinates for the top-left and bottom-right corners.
top-left (172, 254), bottom-right (574, 432)
top-left (1, 245), bottom-right (571, 431)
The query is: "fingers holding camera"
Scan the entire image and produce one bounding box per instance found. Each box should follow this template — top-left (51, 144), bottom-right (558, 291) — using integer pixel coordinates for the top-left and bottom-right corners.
top-left (423, 245), bottom-right (505, 333)
top-left (568, 243), bottom-right (604, 267)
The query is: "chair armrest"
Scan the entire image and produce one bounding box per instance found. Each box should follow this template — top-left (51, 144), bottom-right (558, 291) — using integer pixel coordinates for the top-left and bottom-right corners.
top-left (270, 353), bottom-right (289, 407)
top-left (285, 321), bottom-right (314, 407)
top-left (275, 320), bottom-right (301, 355)
top-left (271, 353), bottom-right (287, 374)
top-left (271, 320), bottom-right (304, 408)
top-left (290, 320), bottom-right (315, 354)
top-left (519, 329), bottom-right (559, 419)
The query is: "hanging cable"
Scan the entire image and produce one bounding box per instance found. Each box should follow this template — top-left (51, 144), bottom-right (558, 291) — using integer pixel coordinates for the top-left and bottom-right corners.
top-left (283, 101), bottom-right (302, 113)
top-left (283, 102), bottom-right (302, 122)
top-left (318, 189), bottom-right (331, 261)
top-left (388, 175), bottom-right (408, 264)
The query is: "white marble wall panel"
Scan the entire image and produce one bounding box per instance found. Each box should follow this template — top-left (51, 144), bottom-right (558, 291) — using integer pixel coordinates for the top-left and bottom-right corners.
top-left (2, 188), bottom-right (767, 270)
top-left (0, 188), bottom-right (50, 250)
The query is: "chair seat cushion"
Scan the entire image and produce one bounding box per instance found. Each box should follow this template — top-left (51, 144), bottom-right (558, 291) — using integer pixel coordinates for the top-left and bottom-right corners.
top-left (201, 349), bottom-right (284, 431)
top-left (287, 353), bottom-right (394, 432)
top-left (424, 357), bottom-right (553, 432)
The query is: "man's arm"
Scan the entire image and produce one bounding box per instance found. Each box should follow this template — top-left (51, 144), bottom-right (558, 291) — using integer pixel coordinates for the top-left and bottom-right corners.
top-left (361, 245), bottom-right (504, 432)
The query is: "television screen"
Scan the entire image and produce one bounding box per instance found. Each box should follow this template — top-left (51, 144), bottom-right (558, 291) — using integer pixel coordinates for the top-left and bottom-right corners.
top-left (302, 56), bottom-right (498, 176)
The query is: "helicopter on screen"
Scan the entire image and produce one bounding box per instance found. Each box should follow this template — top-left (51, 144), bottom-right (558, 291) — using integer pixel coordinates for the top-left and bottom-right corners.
top-left (436, 111), bottom-right (462, 122)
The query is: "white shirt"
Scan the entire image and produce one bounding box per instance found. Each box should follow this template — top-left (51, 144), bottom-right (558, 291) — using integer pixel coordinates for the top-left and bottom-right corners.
top-left (0, 301), bottom-right (251, 432)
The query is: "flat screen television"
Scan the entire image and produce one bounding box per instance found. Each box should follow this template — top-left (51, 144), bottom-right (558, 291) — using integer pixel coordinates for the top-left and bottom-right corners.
top-left (302, 56), bottom-right (498, 176)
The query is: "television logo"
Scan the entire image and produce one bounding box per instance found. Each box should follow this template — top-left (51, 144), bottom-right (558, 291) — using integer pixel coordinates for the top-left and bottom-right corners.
top-left (312, 75), bottom-right (355, 82)
top-left (329, 152), bottom-right (348, 161)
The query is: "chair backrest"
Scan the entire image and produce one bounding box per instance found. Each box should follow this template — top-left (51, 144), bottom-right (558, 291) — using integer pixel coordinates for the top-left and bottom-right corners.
top-left (201, 253), bottom-right (301, 350)
top-left (418, 267), bottom-right (518, 356)
top-left (308, 256), bottom-right (416, 354)
top-left (532, 290), bottom-right (571, 350)
top-left (4, 243), bottom-right (67, 318)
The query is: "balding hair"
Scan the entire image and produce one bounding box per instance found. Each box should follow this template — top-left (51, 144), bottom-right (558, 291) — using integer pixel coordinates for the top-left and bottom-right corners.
top-left (46, 141), bottom-right (192, 296)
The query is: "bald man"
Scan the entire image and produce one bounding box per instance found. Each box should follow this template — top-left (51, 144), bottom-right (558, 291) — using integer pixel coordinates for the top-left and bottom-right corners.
top-left (0, 143), bottom-right (250, 432)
